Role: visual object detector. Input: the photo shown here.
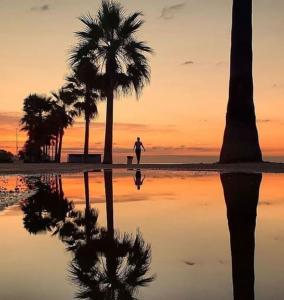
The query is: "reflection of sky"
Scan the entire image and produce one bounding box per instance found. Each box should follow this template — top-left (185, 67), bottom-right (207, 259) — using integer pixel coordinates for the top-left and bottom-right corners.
top-left (1, 1), bottom-right (284, 156)
top-left (0, 171), bottom-right (284, 298)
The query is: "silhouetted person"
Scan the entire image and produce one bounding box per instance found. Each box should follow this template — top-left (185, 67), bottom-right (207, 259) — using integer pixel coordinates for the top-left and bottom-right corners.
top-left (134, 170), bottom-right (145, 190)
top-left (133, 137), bottom-right (145, 164)
top-left (221, 173), bottom-right (262, 300)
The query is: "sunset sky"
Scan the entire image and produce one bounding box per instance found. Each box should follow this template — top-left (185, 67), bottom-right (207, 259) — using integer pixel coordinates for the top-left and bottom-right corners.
top-left (1, 0), bottom-right (284, 160)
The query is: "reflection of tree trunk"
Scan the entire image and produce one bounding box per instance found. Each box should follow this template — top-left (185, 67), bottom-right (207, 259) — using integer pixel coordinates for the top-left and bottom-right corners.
top-left (221, 173), bottom-right (262, 300)
top-left (220, 0), bottom-right (262, 163)
top-left (55, 132), bottom-right (59, 162)
top-left (58, 175), bottom-right (63, 199)
top-left (84, 172), bottom-right (91, 244)
top-left (104, 169), bottom-right (116, 284)
top-left (104, 170), bottom-right (114, 237)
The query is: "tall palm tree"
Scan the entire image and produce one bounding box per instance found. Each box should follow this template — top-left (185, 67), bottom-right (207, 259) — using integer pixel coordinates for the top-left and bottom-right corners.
top-left (221, 173), bottom-right (262, 299)
top-left (66, 58), bottom-right (102, 161)
top-left (71, 1), bottom-right (153, 164)
top-left (220, 0), bottom-right (262, 163)
top-left (51, 88), bottom-right (77, 163)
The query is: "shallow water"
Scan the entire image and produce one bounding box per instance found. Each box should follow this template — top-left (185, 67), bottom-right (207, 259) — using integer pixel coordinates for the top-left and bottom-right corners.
top-left (0, 170), bottom-right (284, 299)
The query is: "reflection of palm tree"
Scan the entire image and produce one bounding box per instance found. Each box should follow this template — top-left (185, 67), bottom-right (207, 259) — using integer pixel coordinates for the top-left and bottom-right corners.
top-left (21, 175), bottom-right (74, 234)
top-left (21, 171), bottom-right (154, 298)
top-left (221, 173), bottom-right (262, 300)
top-left (220, 0), bottom-right (262, 162)
top-left (69, 170), bottom-right (154, 299)
top-left (71, 231), bottom-right (154, 299)
top-left (55, 172), bottom-right (99, 255)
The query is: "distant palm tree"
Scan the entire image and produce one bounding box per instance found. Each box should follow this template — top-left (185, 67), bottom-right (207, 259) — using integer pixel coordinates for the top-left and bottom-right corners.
top-left (51, 88), bottom-right (77, 162)
top-left (71, 1), bottom-right (153, 164)
top-left (220, 0), bottom-right (262, 163)
top-left (66, 58), bottom-right (102, 161)
top-left (21, 94), bottom-right (53, 161)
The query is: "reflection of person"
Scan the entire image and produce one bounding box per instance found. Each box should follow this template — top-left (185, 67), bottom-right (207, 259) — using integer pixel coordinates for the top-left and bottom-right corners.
top-left (134, 170), bottom-right (145, 190)
top-left (133, 137), bottom-right (145, 164)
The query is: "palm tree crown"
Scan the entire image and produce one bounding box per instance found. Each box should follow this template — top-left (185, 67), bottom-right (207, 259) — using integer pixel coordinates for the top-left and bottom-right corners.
top-left (71, 1), bottom-right (153, 163)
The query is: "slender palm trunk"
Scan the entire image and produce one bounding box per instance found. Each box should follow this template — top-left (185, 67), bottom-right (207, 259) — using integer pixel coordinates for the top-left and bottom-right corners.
top-left (104, 169), bottom-right (114, 237)
top-left (221, 173), bottom-right (262, 300)
top-left (103, 89), bottom-right (114, 164)
top-left (84, 115), bottom-right (90, 162)
top-left (55, 133), bottom-right (59, 162)
top-left (220, 0), bottom-right (262, 163)
top-left (84, 172), bottom-right (91, 244)
top-left (59, 175), bottom-right (63, 199)
top-left (104, 169), bottom-right (116, 281)
top-left (58, 128), bottom-right (64, 163)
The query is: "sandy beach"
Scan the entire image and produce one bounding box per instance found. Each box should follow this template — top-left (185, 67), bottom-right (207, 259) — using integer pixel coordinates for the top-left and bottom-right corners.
top-left (1, 161), bottom-right (284, 175)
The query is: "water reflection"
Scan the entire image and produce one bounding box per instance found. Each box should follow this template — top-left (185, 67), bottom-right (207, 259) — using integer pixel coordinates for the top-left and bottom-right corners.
top-left (133, 170), bottom-right (145, 190)
top-left (21, 171), bottom-right (154, 299)
top-left (21, 175), bottom-right (74, 234)
top-left (221, 173), bottom-right (262, 300)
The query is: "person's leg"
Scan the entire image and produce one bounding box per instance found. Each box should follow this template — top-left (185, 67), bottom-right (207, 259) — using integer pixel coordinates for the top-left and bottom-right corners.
top-left (136, 150), bottom-right (141, 164)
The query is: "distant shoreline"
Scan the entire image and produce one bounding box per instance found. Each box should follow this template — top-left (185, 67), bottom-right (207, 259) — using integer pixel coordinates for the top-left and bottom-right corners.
top-left (1, 161), bottom-right (284, 175)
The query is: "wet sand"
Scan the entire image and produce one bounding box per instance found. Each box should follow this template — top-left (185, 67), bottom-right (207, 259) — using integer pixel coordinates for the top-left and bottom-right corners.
top-left (1, 161), bottom-right (284, 175)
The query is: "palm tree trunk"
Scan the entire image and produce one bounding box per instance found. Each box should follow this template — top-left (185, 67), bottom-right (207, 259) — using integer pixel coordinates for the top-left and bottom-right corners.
top-left (84, 172), bottom-right (91, 244)
top-left (103, 90), bottom-right (114, 164)
top-left (220, 0), bottom-right (262, 163)
top-left (84, 116), bottom-right (90, 162)
top-left (55, 132), bottom-right (59, 162)
top-left (104, 169), bottom-right (114, 238)
top-left (59, 175), bottom-right (63, 199)
top-left (221, 173), bottom-right (262, 300)
top-left (58, 128), bottom-right (64, 163)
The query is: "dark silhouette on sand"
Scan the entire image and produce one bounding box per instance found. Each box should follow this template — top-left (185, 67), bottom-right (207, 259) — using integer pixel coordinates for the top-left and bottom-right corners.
top-left (71, 1), bottom-right (153, 164)
top-left (134, 170), bottom-right (145, 190)
top-left (221, 173), bottom-right (262, 300)
top-left (220, 0), bottom-right (262, 163)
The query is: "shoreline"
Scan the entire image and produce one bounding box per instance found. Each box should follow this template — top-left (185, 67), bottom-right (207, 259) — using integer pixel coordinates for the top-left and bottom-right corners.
top-left (1, 161), bottom-right (284, 175)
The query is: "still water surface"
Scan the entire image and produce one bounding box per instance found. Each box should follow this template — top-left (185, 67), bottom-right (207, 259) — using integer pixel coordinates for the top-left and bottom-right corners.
top-left (0, 170), bottom-right (283, 300)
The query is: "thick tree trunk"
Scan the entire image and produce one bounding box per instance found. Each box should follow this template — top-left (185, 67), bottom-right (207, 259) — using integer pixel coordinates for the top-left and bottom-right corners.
top-left (84, 116), bottom-right (90, 162)
top-left (103, 90), bottom-right (114, 164)
top-left (220, 0), bottom-right (262, 163)
top-left (221, 173), bottom-right (262, 300)
top-left (58, 128), bottom-right (64, 163)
